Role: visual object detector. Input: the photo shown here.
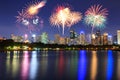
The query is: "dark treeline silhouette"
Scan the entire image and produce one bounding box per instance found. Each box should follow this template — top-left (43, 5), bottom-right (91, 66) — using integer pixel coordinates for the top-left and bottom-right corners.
top-left (0, 39), bottom-right (120, 51)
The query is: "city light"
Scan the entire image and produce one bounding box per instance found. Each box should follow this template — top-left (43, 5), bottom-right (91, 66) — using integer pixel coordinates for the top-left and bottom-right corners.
top-left (0, 0), bottom-right (120, 80)
top-left (32, 34), bottom-right (36, 38)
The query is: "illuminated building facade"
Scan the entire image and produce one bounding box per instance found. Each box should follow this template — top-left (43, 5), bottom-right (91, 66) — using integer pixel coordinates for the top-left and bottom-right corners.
top-left (103, 33), bottom-right (108, 45)
top-left (70, 30), bottom-right (75, 39)
top-left (41, 32), bottom-right (48, 44)
top-left (11, 34), bottom-right (23, 42)
top-left (117, 30), bottom-right (120, 45)
top-left (59, 37), bottom-right (65, 44)
top-left (91, 34), bottom-right (96, 45)
top-left (95, 30), bottom-right (101, 45)
top-left (78, 31), bottom-right (85, 45)
top-left (54, 34), bottom-right (60, 44)
top-left (108, 35), bottom-right (113, 45)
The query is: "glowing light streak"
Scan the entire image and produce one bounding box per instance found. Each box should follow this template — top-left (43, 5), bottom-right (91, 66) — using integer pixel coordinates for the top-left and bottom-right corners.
top-left (107, 50), bottom-right (113, 80)
top-left (30, 51), bottom-right (38, 79)
top-left (91, 51), bottom-right (98, 80)
top-left (78, 50), bottom-right (87, 80)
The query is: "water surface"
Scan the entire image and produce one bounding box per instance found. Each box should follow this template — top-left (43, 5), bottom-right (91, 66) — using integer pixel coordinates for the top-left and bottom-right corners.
top-left (0, 50), bottom-right (119, 80)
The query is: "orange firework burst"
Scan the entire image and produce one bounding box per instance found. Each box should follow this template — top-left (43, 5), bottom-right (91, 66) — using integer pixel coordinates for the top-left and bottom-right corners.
top-left (25, 0), bottom-right (46, 18)
top-left (50, 6), bottom-right (82, 35)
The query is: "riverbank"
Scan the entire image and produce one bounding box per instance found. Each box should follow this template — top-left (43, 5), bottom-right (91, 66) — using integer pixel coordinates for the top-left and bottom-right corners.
top-left (0, 40), bottom-right (120, 51)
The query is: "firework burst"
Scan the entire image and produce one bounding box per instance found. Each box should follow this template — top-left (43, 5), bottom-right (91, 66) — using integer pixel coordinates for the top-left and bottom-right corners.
top-left (50, 5), bottom-right (82, 35)
top-left (25, 0), bottom-right (46, 18)
top-left (16, 11), bottom-right (43, 34)
top-left (16, 9), bottom-right (28, 23)
top-left (84, 4), bottom-right (108, 33)
top-left (16, 0), bottom-right (46, 34)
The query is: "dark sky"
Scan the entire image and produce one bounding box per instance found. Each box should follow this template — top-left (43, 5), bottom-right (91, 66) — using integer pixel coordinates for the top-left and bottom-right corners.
top-left (0, 0), bottom-right (120, 39)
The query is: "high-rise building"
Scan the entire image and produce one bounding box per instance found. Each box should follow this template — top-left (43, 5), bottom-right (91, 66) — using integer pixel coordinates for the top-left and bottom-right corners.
top-left (78, 31), bottom-right (85, 45)
top-left (91, 34), bottom-right (96, 45)
top-left (86, 34), bottom-right (91, 44)
top-left (65, 37), bottom-right (70, 45)
top-left (11, 34), bottom-right (23, 42)
top-left (41, 32), bottom-right (48, 44)
top-left (113, 35), bottom-right (117, 44)
top-left (95, 30), bottom-right (101, 45)
top-left (117, 30), bottom-right (120, 45)
top-left (32, 34), bottom-right (36, 42)
top-left (59, 37), bottom-right (65, 44)
top-left (69, 30), bottom-right (77, 45)
top-left (101, 35), bottom-right (104, 45)
top-left (54, 34), bottom-right (60, 44)
top-left (103, 32), bottom-right (108, 45)
top-left (70, 30), bottom-right (75, 39)
top-left (108, 35), bottom-right (113, 45)
top-left (36, 35), bottom-right (41, 42)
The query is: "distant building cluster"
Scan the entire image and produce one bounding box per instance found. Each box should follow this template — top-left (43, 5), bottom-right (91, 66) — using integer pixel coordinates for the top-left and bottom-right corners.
top-left (0, 30), bottom-right (120, 45)
top-left (54, 30), bottom-right (114, 45)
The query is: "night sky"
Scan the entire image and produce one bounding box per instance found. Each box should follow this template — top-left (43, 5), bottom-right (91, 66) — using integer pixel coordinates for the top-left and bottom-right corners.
top-left (0, 0), bottom-right (120, 40)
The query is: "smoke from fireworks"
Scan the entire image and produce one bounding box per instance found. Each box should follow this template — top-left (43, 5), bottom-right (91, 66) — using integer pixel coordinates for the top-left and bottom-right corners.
top-left (84, 4), bottom-right (108, 33)
top-left (50, 6), bottom-right (82, 35)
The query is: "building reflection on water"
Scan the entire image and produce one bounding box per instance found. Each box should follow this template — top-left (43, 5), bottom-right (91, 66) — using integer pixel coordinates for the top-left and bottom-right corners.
top-left (29, 51), bottom-right (38, 79)
top-left (117, 51), bottom-right (120, 80)
top-left (2, 50), bottom-right (120, 80)
top-left (91, 51), bottom-right (98, 80)
top-left (78, 50), bottom-right (87, 80)
top-left (6, 51), bottom-right (20, 78)
top-left (107, 50), bottom-right (113, 80)
top-left (21, 51), bottom-right (30, 80)
top-left (40, 51), bottom-right (48, 78)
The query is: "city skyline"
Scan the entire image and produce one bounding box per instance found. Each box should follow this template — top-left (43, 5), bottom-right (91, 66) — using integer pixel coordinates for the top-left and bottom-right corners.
top-left (0, 0), bottom-right (120, 40)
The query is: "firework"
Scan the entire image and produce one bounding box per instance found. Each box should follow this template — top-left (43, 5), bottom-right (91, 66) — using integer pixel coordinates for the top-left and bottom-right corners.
top-left (26, 0), bottom-right (46, 17)
top-left (16, 9), bottom-right (28, 23)
top-left (50, 6), bottom-right (82, 35)
top-left (16, 0), bottom-right (46, 34)
top-left (84, 4), bottom-right (108, 33)
top-left (69, 12), bottom-right (82, 27)
top-left (16, 10), bottom-right (42, 33)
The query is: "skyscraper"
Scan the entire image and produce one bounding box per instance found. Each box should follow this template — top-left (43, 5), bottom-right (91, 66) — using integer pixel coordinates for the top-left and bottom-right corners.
top-left (113, 35), bottom-right (117, 44)
top-left (95, 30), bottom-right (101, 45)
top-left (91, 34), bottom-right (96, 45)
top-left (41, 32), bottom-right (48, 44)
top-left (54, 34), bottom-right (60, 44)
top-left (117, 30), bottom-right (120, 45)
top-left (59, 37), bottom-right (65, 44)
top-left (103, 32), bottom-right (108, 45)
top-left (86, 34), bottom-right (91, 44)
top-left (70, 30), bottom-right (75, 39)
top-left (78, 31), bottom-right (85, 45)
top-left (108, 35), bottom-right (113, 45)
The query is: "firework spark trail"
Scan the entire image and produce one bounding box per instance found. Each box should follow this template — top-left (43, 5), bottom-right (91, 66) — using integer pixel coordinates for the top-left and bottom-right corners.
top-left (84, 4), bottom-right (108, 34)
top-left (50, 6), bottom-right (82, 35)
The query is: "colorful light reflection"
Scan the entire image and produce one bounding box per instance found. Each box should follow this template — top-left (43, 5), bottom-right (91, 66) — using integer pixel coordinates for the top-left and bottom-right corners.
top-left (78, 50), bottom-right (87, 80)
top-left (21, 51), bottom-right (30, 80)
top-left (91, 51), bottom-right (98, 80)
top-left (117, 52), bottom-right (120, 79)
top-left (58, 51), bottom-right (64, 78)
top-left (107, 50), bottom-right (113, 80)
top-left (30, 51), bottom-right (38, 79)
